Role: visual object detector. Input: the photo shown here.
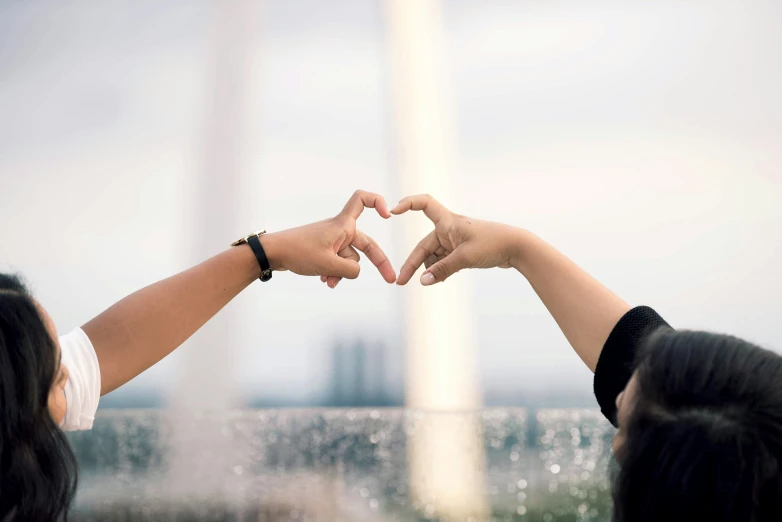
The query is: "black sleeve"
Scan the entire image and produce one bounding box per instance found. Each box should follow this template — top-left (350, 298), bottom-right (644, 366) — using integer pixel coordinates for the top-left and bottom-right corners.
top-left (593, 306), bottom-right (671, 427)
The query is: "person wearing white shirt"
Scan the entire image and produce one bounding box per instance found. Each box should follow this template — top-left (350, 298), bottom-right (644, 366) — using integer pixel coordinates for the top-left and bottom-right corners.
top-left (0, 191), bottom-right (396, 522)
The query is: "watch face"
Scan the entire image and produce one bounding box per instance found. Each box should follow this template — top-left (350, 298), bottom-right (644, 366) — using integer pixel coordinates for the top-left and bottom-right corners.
top-left (230, 230), bottom-right (265, 248)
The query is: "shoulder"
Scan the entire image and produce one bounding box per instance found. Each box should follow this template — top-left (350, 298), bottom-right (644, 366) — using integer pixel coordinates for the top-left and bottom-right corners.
top-left (59, 328), bottom-right (101, 431)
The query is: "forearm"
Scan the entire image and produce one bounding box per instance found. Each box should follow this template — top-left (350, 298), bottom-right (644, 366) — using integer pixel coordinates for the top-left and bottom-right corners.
top-left (83, 242), bottom-right (262, 395)
top-left (78, 188), bottom-right (394, 396)
top-left (510, 229), bottom-right (631, 372)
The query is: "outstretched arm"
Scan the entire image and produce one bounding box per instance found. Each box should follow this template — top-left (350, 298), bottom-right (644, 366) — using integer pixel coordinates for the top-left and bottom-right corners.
top-left (85, 190), bottom-right (397, 395)
top-left (393, 194), bottom-right (630, 371)
top-left (508, 230), bottom-right (631, 371)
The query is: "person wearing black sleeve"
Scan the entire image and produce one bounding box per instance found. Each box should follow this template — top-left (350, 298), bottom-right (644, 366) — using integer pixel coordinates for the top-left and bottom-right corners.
top-left (394, 193), bottom-right (782, 522)
top-left (594, 305), bottom-right (671, 425)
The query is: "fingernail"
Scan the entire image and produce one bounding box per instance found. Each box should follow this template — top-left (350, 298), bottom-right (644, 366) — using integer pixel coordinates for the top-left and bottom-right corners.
top-left (421, 272), bottom-right (436, 286)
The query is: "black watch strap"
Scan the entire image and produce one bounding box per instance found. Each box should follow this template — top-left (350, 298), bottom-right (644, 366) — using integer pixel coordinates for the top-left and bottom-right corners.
top-left (247, 234), bottom-right (272, 282)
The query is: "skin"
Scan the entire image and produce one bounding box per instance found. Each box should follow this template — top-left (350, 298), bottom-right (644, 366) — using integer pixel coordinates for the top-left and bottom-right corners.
top-left (36, 302), bottom-right (68, 425)
top-left (613, 372), bottom-right (639, 454)
top-left (42, 190), bottom-right (395, 421)
top-left (392, 194), bottom-right (636, 451)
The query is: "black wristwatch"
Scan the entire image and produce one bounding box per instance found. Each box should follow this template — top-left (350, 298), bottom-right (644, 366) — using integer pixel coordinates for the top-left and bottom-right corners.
top-left (231, 229), bottom-right (272, 282)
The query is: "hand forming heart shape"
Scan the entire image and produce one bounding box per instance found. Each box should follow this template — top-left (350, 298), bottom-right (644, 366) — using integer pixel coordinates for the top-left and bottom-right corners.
top-left (261, 190), bottom-right (521, 290)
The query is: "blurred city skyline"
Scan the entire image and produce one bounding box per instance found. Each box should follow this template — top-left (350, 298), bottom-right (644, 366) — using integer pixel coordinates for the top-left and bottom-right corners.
top-left (1, 0), bottom-right (781, 407)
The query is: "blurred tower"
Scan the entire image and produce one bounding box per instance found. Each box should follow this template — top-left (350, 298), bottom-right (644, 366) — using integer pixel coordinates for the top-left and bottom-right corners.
top-left (167, 0), bottom-right (263, 503)
top-left (176, 0), bottom-right (264, 413)
top-left (329, 339), bottom-right (393, 406)
top-left (384, 0), bottom-right (488, 520)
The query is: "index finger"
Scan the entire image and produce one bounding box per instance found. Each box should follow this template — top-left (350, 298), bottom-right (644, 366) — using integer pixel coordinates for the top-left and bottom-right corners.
top-left (397, 230), bottom-right (439, 286)
top-left (352, 230), bottom-right (397, 284)
top-left (390, 194), bottom-right (450, 225)
top-left (339, 190), bottom-right (391, 220)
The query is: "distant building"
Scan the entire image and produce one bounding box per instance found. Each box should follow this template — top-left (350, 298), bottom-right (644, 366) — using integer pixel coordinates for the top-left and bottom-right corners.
top-left (326, 339), bottom-right (402, 407)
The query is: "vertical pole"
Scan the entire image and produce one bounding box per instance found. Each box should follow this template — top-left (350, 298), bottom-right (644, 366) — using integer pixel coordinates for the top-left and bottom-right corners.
top-left (179, 0), bottom-right (262, 413)
top-left (384, 0), bottom-right (488, 519)
top-left (167, 0), bottom-right (263, 503)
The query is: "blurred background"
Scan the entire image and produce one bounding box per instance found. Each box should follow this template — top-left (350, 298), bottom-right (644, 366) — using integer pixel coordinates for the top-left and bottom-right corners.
top-left (2, 0), bottom-right (781, 411)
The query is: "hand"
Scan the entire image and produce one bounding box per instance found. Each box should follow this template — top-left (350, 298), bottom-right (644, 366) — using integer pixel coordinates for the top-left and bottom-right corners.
top-left (262, 190), bottom-right (397, 287)
top-left (393, 194), bottom-right (521, 286)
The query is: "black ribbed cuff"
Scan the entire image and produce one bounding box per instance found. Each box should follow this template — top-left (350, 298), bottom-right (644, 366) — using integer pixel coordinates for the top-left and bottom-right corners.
top-left (593, 306), bottom-right (671, 426)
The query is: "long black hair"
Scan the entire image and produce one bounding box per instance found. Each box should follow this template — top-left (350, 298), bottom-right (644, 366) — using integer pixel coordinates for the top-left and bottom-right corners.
top-left (613, 329), bottom-right (782, 522)
top-left (0, 273), bottom-right (77, 521)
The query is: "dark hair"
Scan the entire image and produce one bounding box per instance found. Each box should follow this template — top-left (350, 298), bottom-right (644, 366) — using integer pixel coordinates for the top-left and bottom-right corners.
top-left (613, 329), bottom-right (782, 522)
top-left (0, 273), bottom-right (77, 521)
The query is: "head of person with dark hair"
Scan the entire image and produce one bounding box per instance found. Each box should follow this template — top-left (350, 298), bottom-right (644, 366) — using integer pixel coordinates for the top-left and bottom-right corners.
top-left (0, 273), bottom-right (77, 521)
top-left (612, 329), bottom-right (782, 522)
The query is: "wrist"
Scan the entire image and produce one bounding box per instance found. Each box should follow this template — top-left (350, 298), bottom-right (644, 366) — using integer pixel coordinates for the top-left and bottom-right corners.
top-left (259, 231), bottom-right (285, 271)
top-left (507, 227), bottom-right (535, 272)
top-left (229, 242), bottom-right (263, 282)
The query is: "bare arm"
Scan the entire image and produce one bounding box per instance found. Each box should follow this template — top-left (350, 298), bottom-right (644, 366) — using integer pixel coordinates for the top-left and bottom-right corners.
top-left (393, 194), bottom-right (630, 372)
top-left (85, 190), bottom-right (397, 396)
top-left (83, 245), bottom-right (259, 395)
top-left (509, 230), bottom-right (630, 371)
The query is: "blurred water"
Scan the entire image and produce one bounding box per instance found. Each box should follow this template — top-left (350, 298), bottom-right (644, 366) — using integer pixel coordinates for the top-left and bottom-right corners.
top-left (67, 409), bottom-right (614, 522)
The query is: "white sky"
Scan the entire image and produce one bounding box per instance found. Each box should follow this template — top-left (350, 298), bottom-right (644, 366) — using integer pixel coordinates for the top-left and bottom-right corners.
top-left (1, 0), bottom-right (781, 405)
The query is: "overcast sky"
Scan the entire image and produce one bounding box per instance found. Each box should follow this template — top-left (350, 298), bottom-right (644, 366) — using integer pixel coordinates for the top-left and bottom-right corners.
top-left (1, 0), bottom-right (780, 406)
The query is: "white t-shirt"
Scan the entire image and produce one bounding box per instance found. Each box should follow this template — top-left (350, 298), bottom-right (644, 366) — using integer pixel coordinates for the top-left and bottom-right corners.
top-left (59, 328), bottom-right (101, 431)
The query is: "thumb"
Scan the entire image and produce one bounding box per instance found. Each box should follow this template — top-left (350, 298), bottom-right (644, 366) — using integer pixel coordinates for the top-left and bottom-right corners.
top-left (420, 250), bottom-right (468, 286)
top-left (326, 255), bottom-right (361, 280)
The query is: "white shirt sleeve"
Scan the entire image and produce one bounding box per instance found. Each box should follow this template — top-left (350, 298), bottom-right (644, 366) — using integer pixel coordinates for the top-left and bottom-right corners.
top-left (59, 328), bottom-right (101, 431)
